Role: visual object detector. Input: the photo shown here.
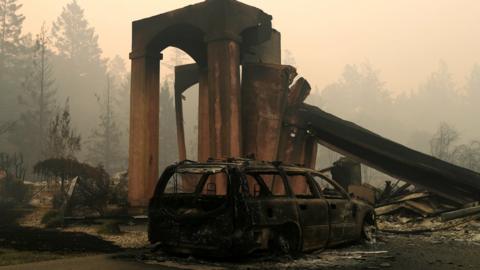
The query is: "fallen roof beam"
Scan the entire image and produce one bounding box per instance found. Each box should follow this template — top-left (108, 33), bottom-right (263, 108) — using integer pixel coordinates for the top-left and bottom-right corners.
top-left (299, 104), bottom-right (480, 204)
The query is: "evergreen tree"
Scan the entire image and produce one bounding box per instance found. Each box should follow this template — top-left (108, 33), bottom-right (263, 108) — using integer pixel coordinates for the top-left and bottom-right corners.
top-left (0, 0), bottom-right (24, 71)
top-left (50, 0), bottom-right (107, 149)
top-left (0, 0), bottom-right (26, 129)
top-left (9, 24), bottom-right (56, 164)
top-left (51, 0), bottom-right (102, 66)
top-left (45, 99), bottom-right (81, 159)
top-left (87, 75), bottom-right (122, 173)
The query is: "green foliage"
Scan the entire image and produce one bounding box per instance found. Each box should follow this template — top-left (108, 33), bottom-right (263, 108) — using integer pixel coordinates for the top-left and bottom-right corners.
top-left (41, 210), bottom-right (64, 228)
top-left (96, 220), bottom-right (121, 235)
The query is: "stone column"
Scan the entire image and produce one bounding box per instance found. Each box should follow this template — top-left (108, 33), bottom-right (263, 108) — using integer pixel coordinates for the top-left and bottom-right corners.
top-left (128, 52), bottom-right (161, 207)
top-left (207, 38), bottom-right (241, 195)
top-left (242, 63), bottom-right (290, 161)
top-left (207, 39), bottom-right (242, 159)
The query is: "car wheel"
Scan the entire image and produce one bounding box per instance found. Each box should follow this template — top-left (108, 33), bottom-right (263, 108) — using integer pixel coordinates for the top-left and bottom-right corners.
top-left (274, 227), bottom-right (299, 255)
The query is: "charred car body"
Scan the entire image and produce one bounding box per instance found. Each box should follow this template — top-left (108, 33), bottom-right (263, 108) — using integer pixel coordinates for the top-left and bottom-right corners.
top-left (148, 160), bottom-right (375, 256)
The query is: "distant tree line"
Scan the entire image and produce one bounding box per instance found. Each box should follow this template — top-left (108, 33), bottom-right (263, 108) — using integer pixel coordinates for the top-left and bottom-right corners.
top-left (309, 60), bottom-right (480, 180)
top-left (0, 0), bottom-right (131, 176)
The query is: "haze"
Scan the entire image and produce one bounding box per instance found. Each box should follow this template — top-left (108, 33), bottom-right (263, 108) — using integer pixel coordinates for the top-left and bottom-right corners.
top-left (21, 0), bottom-right (480, 94)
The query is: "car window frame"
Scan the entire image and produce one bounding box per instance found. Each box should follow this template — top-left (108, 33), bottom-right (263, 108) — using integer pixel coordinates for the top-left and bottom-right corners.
top-left (159, 165), bottom-right (231, 196)
top-left (283, 171), bottom-right (322, 199)
top-left (241, 169), bottom-right (291, 198)
top-left (308, 172), bottom-right (350, 200)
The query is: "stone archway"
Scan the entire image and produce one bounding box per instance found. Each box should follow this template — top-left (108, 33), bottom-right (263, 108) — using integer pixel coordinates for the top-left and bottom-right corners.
top-left (128, 0), bottom-right (275, 207)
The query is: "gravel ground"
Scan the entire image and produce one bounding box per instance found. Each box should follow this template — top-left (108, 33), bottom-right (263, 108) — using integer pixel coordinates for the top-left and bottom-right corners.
top-left (134, 232), bottom-right (480, 270)
top-left (3, 208), bottom-right (479, 269)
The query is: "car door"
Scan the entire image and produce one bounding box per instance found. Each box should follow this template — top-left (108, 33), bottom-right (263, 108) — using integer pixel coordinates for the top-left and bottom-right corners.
top-left (241, 170), bottom-right (299, 229)
top-left (311, 173), bottom-right (356, 245)
top-left (284, 172), bottom-right (330, 251)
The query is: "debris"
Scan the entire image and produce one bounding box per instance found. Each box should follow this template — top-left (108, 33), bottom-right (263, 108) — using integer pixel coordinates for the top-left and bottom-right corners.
top-left (440, 204), bottom-right (480, 221)
top-left (375, 191), bottom-right (457, 217)
top-left (349, 184), bottom-right (377, 205)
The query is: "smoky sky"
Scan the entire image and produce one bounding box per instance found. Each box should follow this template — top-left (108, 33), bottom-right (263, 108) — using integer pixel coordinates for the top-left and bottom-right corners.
top-left (21, 0), bottom-right (480, 94)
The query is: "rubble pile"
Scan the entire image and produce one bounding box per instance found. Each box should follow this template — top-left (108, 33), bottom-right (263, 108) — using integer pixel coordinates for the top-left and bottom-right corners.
top-left (373, 181), bottom-right (480, 243)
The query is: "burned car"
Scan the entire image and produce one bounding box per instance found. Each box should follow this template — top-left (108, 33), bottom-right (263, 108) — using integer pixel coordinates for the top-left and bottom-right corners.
top-left (148, 159), bottom-right (375, 256)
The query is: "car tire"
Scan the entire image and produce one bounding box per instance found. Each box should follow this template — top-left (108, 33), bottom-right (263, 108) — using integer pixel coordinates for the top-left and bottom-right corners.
top-left (273, 226), bottom-right (300, 255)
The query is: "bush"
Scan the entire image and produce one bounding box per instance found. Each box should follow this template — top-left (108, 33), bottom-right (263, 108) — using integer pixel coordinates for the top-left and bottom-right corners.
top-left (0, 178), bottom-right (31, 204)
top-left (97, 220), bottom-right (121, 235)
top-left (41, 210), bottom-right (64, 228)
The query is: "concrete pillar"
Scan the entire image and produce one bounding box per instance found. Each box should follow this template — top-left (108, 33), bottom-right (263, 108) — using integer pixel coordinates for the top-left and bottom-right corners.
top-left (207, 39), bottom-right (242, 159)
top-left (242, 63), bottom-right (290, 161)
top-left (128, 52), bottom-right (161, 207)
top-left (198, 68), bottom-right (211, 162)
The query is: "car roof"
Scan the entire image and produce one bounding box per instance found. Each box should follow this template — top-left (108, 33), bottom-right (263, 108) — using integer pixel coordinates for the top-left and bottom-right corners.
top-left (175, 160), bottom-right (319, 174)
